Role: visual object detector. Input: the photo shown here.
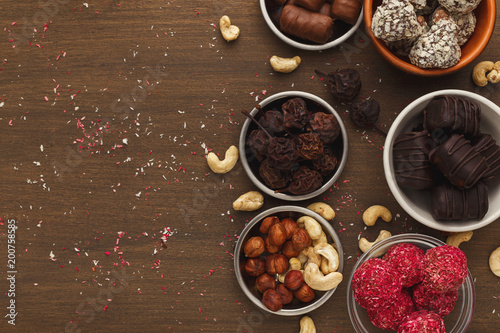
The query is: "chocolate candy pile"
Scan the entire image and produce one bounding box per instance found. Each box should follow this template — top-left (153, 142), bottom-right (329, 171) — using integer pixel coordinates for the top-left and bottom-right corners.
top-left (393, 94), bottom-right (499, 221)
top-left (352, 243), bottom-right (468, 332)
top-left (244, 97), bottom-right (343, 195)
top-left (371, 0), bottom-right (480, 68)
top-left (265, 0), bottom-right (362, 44)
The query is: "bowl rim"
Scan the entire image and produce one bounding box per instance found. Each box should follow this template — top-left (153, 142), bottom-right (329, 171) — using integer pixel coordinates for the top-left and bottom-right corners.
top-left (363, 0), bottom-right (497, 76)
top-left (239, 90), bottom-right (349, 201)
top-left (346, 233), bottom-right (475, 333)
top-left (383, 89), bottom-right (500, 232)
top-left (259, 0), bottom-right (364, 51)
top-left (234, 205), bottom-right (345, 316)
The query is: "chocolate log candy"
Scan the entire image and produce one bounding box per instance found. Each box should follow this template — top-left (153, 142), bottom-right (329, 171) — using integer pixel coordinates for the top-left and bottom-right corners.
top-left (318, 2), bottom-right (332, 17)
top-left (429, 134), bottom-right (489, 189)
top-left (472, 133), bottom-right (500, 179)
top-left (280, 5), bottom-right (334, 44)
top-left (294, 0), bottom-right (326, 12)
top-left (331, 0), bottom-right (362, 25)
top-left (424, 95), bottom-right (481, 137)
top-left (431, 182), bottom-right (488, 220)
top-left (393, 131), bottom-right (435, 190)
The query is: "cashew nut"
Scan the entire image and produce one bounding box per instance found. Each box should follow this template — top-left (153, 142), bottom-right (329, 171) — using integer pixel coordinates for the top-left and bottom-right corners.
top-left (278, 257), bottom-right (302, 283)
top-left (232, 191), bottom-right (264, 211)
top-left (473, 61), bottom-right (495, 86)
top-left (312, 231), bottom-right (328, 247)
top-left (359, 230), bottom-right (392, 253)
top-left (487, 61), bottom-right (500, 84)
top-left (489, 247), bottom-right (500, 277)
top-left (219, 15), bottom-right (240, 42)
top-left (270, 55), bottom-right (301, 73)
top-left (362, 205), bottom-right (392, 226)
top-left (303, 262), bottom-right (343, 291)
top-left (297, 216), bottom-right (322, 240)
top-left (446, 231), bottom-right (473, 248)
top-left (299, 316), bottom-right (316, 333)
top-left (302, 246), bottom-right (322, 267)
top-left (207, 145), bottom-right (239, 173)
top-left (314, 243), bottom-right (339, 273)
top-left (307, 202), bottom-right (335, 220)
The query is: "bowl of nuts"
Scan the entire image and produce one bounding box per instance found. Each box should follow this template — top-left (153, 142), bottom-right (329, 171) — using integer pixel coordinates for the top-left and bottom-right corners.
top-left (239, 91), bottom-right (348, 201)
top-left (347, 233), bottom-right (475, 332)
top-left (383, 89), bottom-right (500, 232)
top-left (364, 0), bottom-right (496, 76)
top-left (260, 0), bottom-right (364, 50)
top-left (234, 205), bottom-right (344, 315)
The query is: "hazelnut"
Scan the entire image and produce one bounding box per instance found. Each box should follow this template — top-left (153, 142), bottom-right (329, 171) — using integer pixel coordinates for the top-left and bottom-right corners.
top-left (244, 258), bottom-right (265, 277)
top-left (256, 273), bottom-right (276, 293)
top-left (275, 284), bottom-right (293, 305)
top-left (281, 217), bottom-right (299, 239)
top-left (268, 223), bottom-right (287, 246)
top-left (244, 236), bottom-right (265, 258)
top-left (262, 289), bottom-right (283, 312)
top-left (264, 236), bottom-right (281, 254)
top-left (282, 240), bottom-right (300, 259)
top-left (265, 254), bottom-right (289, 275)
top-left (292, 228), bottom-right (312, 252)
top-left (294, 283), bottom-right (315, 303)
top-left (284, 270), bottom-right (304, 291)
top-left (260, 216), bottom-right (279, 234)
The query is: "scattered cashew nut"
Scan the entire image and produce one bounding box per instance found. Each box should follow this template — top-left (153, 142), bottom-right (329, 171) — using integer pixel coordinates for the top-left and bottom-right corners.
top-left (489, 247), bottom-right (500, 277)
top-left (207, 145), bottom-right (239, 174)
top-left (299, 315), bottom-right (316, 333)
top-left (446, 231), bottom-right (473, 248)
top-left (314, 243), bottom-right (339, 273)
top-left (278, 257), bottom-right (302, 283)
top-left (363, 205), bottom-right (392, 227)
top-left (232, 191), bottom-right (263, 211)
top-left (219, 15), bottom-right (240, 41)
top-left (302, 246), bottom-right (322, 267)
top-left (312, 231), bottom-right (328, 247)
top-left (359, 230), bottom-right (392, 253)
top-left (270, 55), bottom-right (301, 73)
top-left (487, 61), bottom-right (500, 84)
top-left (297, 216), bottom-right (322, 240)
top-left (307, 202), bottom-right (335, 220)
top-left (303, 262), bottom-right (343, 291)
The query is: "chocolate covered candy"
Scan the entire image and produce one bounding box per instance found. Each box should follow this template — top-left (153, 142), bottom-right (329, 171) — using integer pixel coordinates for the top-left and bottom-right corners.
top-left (472, 133), bottom-right (500, 179)
top-left (280, 5), bottom-right (334, 44)
top-left (438, 0), bottom-right (481, 14)
top-left (293, 0), bottom-right (326, 12)
top-left (431, 182), bottom-right (488, 220)
top-left (371, 0), bottom-right (424, 43)
top-left (423, 95), bottom-right (481, 137)
top-left (451, 11), bottom-right (476, 46)
top-left (393, 131), bottom-right (435, 190)
top-left (429, 134), bottom-right (489, 189)
top-left (331, 0), bottom-right (362, 25)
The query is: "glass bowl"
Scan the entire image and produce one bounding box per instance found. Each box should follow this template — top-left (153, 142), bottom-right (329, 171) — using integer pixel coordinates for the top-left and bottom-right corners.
top-left (347, 233), bottom-right (475, 332)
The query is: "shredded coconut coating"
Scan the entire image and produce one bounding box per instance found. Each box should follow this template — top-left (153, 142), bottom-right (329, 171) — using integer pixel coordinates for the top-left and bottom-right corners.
top-left (410, 0), bottom-right (427, 9)
top-left (413, 283), bottom-right (459, 317)
top-left (386, 16), bottom-right (429, 57)
top-left (452, 11), bottom-right (476, 45)
top-left (438, 0), bottom-right (481, 14)
top-left (383, 243), bottom-right (425, 287)
top-left (371, 0), bottom-right (423, 43)
top-left (416, 0), bottom-right (440, 15)
top-left (397, 310), bottom-right (446, 333)
top-left (409, 18), bottom-right (461, 69)
top-left (422, 245), bottom-right (468, 293)
top-left (367, 289), bottom-right (415, 330)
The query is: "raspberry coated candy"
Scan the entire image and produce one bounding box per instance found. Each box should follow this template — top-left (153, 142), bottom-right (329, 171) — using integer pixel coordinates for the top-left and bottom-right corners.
top-left (352, 258), bottom-right (403, 309)
top-left (367, 289), bottom-right (415, 330)
top-left (412, 282), bottom-right (459, 317)
top-left (397, 310), bottom-right (446, 333)
top-left (383, 243), bottom-right (425, 287)
top-left (423, 245), bottom-right (468, 293)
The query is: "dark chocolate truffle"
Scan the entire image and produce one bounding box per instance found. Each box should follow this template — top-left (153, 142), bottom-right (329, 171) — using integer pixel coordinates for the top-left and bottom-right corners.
top-left (429, 134), bottom-right (489, 189)
top-left (423, 95), bottom-right (481, 138)
top-left (280, 5), bottom-right (334, 44)
top-left (393, 131), bottom-right (435, 190)
top-left (293, 0), bottom-right (326, 12)
top-left (431, 182), bottom-right (488, 220)
top-left (326, 68), bottom-right (362, 102)
top-left (472, 133), bottom-right (500, 180)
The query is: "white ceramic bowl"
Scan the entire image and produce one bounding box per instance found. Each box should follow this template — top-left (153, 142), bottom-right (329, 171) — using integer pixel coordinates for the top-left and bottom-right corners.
top-left (259, 0), bottom-right (364, 51)
top-left (383, 89), bottom-right (500, 232)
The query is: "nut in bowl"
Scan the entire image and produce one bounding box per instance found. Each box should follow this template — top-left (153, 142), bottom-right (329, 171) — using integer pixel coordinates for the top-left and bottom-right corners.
top-left (347, 233), bottom-right (475, 333)
top-left (239, 91), bottom-right (348, 201)
top-left (260, 0), bottom-right (364, 51)
top-left (383, 89), bottom-right (500, 232)
top-left (234, 206), bottom-right (344, 316)
top-left (363, 0), bottom-right (496, 76)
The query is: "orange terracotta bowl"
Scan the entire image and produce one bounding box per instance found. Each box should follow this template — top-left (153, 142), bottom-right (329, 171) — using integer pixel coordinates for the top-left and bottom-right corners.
top-left (363, 0), bottom-right (496, 76)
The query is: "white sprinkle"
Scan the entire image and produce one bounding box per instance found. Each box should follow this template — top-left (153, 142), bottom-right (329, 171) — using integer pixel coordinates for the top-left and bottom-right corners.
top-left (40, 145), bottom-right (44, 152)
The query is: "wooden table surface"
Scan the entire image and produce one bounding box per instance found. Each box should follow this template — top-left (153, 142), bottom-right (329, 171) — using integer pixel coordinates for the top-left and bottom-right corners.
top-left (0, 1), bottom-right (499, 332)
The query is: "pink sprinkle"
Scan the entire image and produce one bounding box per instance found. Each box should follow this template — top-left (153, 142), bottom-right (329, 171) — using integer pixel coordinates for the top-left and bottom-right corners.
top-left (105, 251), bottom-right (111, 256)
top-left (44, 96), bottom-right (49, 101)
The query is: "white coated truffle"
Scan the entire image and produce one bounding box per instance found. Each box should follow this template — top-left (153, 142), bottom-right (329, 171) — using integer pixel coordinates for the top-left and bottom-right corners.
top-left (438, 0), bottom-right (481, 14)
top-left (371, 0), bottom-right (424, 43)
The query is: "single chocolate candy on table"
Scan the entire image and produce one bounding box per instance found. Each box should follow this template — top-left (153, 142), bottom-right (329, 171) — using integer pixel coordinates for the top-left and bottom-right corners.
top-left (280, 5), bottom-right (334, 44)
top-left (393, 131), bottom-right (435, 190)
top-left (429, 134), bottom-right (489, 189)
top-left (293, 0), bottom-right (326, 12)
top-left (349, 99), bottom-right (380, 129)
top-left (331, 0), bottom-right (362, 25)
top-left (472, 133), bottom-right (500, 180)
top-left (431, 182), bottom-right (488, 220)
top-left (423, 95), bottom-right (481, 138)
top-left (315, 68), bottom-right (362, 102)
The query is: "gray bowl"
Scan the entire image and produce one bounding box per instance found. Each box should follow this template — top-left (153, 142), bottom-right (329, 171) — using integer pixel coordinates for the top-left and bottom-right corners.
top-left (239, 91), bottom-right (349, 201)
top-left (234, 205), bottom-right (344, 316)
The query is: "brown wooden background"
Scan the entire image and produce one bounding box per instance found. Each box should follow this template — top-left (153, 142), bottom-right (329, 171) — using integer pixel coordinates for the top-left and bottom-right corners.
top-left (0, 1), bottom-right (499, 332)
